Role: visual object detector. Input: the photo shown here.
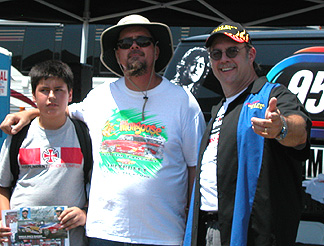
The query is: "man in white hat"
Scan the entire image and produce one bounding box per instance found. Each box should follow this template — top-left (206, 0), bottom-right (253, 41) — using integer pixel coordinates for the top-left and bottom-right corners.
top-left (1, 15), bottom-right (205, 246)
top-left (21, 208), bottom-right (29, 220)
top-left (54, 207), bottom-right (64, 221)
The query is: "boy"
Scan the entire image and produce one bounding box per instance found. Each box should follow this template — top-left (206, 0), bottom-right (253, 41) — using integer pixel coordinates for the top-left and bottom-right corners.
top-left (0, 60), bottom-right (90, 246)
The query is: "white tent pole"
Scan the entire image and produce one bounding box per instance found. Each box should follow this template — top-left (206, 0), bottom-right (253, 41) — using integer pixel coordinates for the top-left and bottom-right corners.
top-left (80, 0), bottom-right (90, 64)
top-left (34, 0), bottom-right (90, 64)
top-left (80, 20), bottom-right (89, 64)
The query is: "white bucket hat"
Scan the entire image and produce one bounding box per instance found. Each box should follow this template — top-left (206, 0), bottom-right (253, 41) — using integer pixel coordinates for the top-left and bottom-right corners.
top-left (100, 14), bottom-right (174, 77)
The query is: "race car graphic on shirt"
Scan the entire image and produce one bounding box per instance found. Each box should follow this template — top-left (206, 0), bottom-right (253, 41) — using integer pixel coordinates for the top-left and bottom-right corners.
top-left (99, 108), bottom-right (167, 178)
top-left (101, 134), bottom-right (163, 159)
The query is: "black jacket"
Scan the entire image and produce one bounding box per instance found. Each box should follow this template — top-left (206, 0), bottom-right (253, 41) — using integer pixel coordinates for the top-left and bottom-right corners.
top-left (189, 77), bottom-right (311, 246)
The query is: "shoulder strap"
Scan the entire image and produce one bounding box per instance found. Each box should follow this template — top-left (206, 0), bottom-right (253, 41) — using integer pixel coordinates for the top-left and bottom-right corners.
top-left (71, 118), bottom-right (93, 185)
top-left (9, 122), bottom-right (31, 189)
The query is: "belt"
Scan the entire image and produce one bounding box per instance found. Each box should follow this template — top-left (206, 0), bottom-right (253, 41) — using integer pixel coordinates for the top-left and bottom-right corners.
top-left (200, 210), bottom-right (218, 221)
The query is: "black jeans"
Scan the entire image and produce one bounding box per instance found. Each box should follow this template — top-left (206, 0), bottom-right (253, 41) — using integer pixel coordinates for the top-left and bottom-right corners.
top-left (198, 210), bottom-right (221, 246)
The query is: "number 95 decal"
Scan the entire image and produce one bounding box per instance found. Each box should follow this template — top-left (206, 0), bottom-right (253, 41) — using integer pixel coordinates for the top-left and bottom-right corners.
top-left (267, 47), bottom-right (324, 116)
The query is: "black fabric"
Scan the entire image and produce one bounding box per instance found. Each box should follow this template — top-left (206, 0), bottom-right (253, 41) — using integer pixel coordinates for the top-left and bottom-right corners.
top-left (71, 118), bottom-right (93, 185)
top-left (198, 210), bottom-right (219, 245)
top-left (9, 122), bottom-right (31, 189)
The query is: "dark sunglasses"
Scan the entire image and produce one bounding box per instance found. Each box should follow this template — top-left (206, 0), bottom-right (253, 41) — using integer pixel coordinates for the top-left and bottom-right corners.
top-left (116, 36), bottom-right (154, 49)
top-left (209, 46), bottom-right (245, 61)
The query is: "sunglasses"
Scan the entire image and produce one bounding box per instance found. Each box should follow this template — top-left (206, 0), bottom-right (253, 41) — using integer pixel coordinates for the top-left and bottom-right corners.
top-left (209, 46), bottom-right (245, 61)
top-left (116, 36), bottom-right (154, 49)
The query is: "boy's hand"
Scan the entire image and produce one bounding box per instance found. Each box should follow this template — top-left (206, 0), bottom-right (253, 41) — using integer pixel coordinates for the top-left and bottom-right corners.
top-left (58, 207), bottom-right (86, 231)
top-left (0, 224), bottom-right (12, 243)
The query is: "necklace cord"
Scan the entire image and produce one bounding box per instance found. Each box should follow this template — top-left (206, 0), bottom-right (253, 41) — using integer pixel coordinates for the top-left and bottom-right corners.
top-left (117, 41), bottom-right (158, 121)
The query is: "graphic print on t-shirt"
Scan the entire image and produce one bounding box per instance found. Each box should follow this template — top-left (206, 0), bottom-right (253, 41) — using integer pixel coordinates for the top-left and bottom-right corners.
top-left (202, 106), bottom-right (225, 163)
top-left (99, 109), bottom-right (167, 178)
top-left (18, 147), bottom-right (83, 168)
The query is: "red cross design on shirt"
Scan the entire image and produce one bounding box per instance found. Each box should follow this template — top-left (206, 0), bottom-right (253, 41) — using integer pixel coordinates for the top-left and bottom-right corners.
top-left (42, 148), bottom-right (60, 164)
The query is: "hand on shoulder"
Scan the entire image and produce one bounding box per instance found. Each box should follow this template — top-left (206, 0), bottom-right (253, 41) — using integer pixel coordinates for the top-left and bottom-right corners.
top-left (0, 109), bottom-right (40, 135)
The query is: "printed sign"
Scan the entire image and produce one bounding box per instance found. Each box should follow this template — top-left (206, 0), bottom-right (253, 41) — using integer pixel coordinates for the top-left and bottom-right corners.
top-left (305, 146), bottom-right (324, 179)
top-left (0, 69), bottom-right (8, 96)
top-left (267, 47), bottom-right (324, 139)
top-left (0, 48), bottom-right (12, 148)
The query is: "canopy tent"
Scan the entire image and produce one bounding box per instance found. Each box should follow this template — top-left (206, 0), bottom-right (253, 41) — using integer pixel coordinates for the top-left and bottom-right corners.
top-left (0, 0), bottom-right (323, 63)
top-left (1, 0), bottom-right (323, 26)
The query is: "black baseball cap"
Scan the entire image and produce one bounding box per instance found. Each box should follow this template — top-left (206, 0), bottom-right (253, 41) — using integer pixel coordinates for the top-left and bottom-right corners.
top-left (206, 22), bottom-right (251, 48)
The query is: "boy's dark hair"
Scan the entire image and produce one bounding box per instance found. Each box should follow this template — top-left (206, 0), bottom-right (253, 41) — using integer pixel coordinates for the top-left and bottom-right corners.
top-left (29, 60), bottom-right (74, 94)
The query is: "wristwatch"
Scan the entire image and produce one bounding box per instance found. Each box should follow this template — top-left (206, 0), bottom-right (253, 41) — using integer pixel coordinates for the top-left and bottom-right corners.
top-left (276, 115), bottom-right (288, 140)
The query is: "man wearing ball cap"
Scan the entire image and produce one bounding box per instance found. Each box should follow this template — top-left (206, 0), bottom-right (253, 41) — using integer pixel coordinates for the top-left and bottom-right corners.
top-left (205, 22), bottom-right (251, 46)
top-left (185, 22), bottom-right (311, 245)
top-left (21, 207), bottom-right (29, 219)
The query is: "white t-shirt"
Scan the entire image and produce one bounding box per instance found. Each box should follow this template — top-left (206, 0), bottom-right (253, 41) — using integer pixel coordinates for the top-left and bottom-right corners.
top-left (0, 117), bottom-right (88, 246)
top-left (69, 77), bottom-right (205, 245)
top-left (200, 93), bottom-right (242, 211)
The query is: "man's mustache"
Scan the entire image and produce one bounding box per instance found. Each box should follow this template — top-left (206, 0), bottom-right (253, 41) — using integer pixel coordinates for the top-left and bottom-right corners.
top-left (128, 50), bottom-right (144, 58)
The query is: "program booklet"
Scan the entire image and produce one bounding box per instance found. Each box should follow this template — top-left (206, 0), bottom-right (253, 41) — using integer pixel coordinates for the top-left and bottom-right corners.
top-left (2, 206), bottom-right (69, 246)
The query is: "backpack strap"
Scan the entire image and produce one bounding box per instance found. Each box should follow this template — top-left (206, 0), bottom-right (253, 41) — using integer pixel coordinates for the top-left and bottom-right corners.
top-left (9, 122), bottom-right (31, 189)
top-left (70, 118), bottom-right (93, 185)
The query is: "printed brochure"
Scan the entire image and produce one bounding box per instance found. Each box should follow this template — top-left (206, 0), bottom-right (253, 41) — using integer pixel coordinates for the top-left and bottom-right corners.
top-left (2, 206), bottom-right (69, 246)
